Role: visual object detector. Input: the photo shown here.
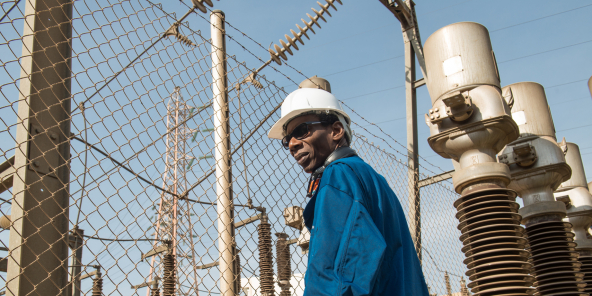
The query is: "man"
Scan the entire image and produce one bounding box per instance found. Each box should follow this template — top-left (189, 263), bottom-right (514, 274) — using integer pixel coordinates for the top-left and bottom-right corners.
top-left (268, 77), bottom-right (429, 296)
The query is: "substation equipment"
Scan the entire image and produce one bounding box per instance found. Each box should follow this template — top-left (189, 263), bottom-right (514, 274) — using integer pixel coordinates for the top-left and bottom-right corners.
top-left (588, 76), bottom-right (591, 99)
top-left (423, 22), bottom-right (531, 295)
top-left (555, 142), bottom-right (592, 295)
top-left (499, 82), bottom-right (585, 295)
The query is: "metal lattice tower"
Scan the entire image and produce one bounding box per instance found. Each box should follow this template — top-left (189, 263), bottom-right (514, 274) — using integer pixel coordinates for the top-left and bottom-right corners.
top-left (146, 87), bottom-right (200, 295)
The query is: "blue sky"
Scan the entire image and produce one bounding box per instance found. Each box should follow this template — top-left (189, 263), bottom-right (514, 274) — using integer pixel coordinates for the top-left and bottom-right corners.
top-left (200, 0), bottom-right (592, 179)
top-left (0, 0), bottom-right (591, 295)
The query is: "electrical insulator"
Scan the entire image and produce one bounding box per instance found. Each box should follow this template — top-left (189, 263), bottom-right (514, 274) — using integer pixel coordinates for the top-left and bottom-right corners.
top-left (423, 22), bottom-right (532, 295)
top-left (92, 272), bottom-right (103, 296)
top-left (191, 0), bottom-right (213, 13)
top-left (555, 142), bottom-right (592, 294)
top-left (164, 24), bottom-right (196, 47)
top-left (151, 281), bottom-right (160, 296)
top-left (258, 215), bottom-right (274, 296)
top-left (276, 233), bottom-right (292, 296)
top-left (500, 82), bottom-right (582, 295)
top-left (162, 253), bottom-right (176, 296)
top-left (268, 0), bottom-right (343, 65)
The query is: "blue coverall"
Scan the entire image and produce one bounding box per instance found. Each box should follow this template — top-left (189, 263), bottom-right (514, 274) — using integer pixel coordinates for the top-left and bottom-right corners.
top-left (303, 155), bottom-right (429, 296)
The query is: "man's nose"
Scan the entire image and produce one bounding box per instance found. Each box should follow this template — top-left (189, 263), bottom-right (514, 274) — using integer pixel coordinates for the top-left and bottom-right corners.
top-left (289, 137), bottom-right (303, 152)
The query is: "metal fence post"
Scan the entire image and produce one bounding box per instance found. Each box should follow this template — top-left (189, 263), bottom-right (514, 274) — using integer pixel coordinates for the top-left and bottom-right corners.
top-left (7, 0), bottom-right (73, 295)
top-left (211, 10), bottom-right (236, 296)
top-left (404, 36), bottom-right (421, 261)
top-left (380, 0), bottom-right (427, 262)
top-left (68, 228), bottom-right (84, 296)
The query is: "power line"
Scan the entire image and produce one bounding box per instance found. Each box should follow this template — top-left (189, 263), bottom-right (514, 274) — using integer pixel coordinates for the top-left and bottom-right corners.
top-left (547, 79), bottom-right (589, 89)
top-left (422, 246), bottom-right (464, 279)
top-left (498, 39), bottom-right (592, 64)
top-left (549, 95), bottom-right (589, 106)
top-left (490, 3), bottom-right (592, 32)
top-left (291, 0), bottom-right (587, 59)
top-left (362, 116), bottom-right (406, 127)
top-left (0, 0), bottom-right (20, 23)
top-left (342, 85), bottom-right (404, 101)
top-left (82, 234), bottom-right (160, 242)
top-left (322, 55), bottom-right (403, 78)
top-left (556, 123), bottom-right (592, 133)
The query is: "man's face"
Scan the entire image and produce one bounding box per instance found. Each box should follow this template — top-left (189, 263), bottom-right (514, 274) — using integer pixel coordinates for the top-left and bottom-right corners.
top-left (285, 114), bottom-right (335, 174)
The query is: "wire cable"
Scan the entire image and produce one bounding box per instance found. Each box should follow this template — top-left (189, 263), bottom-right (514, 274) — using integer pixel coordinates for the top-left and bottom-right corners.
top-left (0, 0), bottom-right (20, 23)
top-left (490, 3), bottom-right (592, 33)
top-left (83, 234), bottom-right (161, 242)
top-left (422, 246), bottom-right (464, 279)
top-left (498, 38), bottom-right (592, 64)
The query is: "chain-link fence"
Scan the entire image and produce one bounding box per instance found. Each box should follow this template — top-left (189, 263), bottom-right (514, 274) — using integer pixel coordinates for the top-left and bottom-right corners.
top-left (0, 0), bottom-right (466, 295)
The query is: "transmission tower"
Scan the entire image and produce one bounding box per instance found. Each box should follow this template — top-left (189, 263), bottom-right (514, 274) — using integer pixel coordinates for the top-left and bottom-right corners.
top-left (145, 86), bottom-right (200, 296)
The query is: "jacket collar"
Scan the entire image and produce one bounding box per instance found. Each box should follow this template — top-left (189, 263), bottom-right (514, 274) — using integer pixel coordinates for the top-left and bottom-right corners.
top-left (306, 147), bottom-right (357, 197)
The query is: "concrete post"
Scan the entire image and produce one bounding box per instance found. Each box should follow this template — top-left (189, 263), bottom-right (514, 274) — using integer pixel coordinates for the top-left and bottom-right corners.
top-left (7, 0), bottom-right (72, 295)
top-left (211, 10), bottom-right (236, 296)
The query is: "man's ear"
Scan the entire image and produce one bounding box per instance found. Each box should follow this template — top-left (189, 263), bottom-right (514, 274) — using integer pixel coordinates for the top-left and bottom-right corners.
top-left (331, 121), bottom-right (345, 142)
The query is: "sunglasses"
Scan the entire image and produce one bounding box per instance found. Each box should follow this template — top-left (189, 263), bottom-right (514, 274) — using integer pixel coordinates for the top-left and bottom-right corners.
top-left (282, 121), bottom-right (327, 150)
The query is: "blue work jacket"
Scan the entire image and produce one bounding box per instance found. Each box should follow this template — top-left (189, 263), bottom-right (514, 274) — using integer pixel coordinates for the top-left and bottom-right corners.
top-left (303, 155), bottom-right (429, 296)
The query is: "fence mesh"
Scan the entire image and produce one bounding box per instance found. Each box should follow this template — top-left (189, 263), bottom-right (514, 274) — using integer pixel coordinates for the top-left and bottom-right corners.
top-left (0, 0), bottom-right (466, 295)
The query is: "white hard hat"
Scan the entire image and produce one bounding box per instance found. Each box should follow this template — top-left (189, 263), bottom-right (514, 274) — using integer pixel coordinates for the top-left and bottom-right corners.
top-left (268, 88), bottom-right (351, 141)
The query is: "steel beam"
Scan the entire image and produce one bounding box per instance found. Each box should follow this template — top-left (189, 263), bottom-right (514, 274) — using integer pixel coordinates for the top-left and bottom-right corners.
top-left (211, 10), bottom-right (236, 296)
top-left (196, 261), bottom-right (220, 270)
top-left (418, 170), bottom-right (455, 188)
top-left (7, 0), bottom-right (72, 295)
top-left (0, 156), bottom-right (14, 195)
top-left (68, 228), bottom-right (84, 296)
top-left (234, 214), bottom-right (262, 229)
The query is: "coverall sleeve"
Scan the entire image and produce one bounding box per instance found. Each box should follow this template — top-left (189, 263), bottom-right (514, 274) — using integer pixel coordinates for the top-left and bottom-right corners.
top-left (304, 184), bottom-right (387, 296)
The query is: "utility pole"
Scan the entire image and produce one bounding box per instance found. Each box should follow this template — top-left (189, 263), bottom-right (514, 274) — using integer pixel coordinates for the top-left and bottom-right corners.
top-left (7, 0), bottom-right (73, 295)
top-left (211, 10), bottom-right (236, 296)
top-left (379, 0), bottom-right (427, 261)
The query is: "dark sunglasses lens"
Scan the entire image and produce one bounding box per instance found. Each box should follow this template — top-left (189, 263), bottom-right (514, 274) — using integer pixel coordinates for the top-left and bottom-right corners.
top-left (281, 136), bottom-right (290, 149)
top-left (292, 123), bottom-right (309, 139)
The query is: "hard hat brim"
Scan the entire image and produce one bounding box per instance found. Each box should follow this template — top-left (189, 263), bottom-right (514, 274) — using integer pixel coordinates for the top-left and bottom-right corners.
top-left (267, 107), bottom-right (350, 140)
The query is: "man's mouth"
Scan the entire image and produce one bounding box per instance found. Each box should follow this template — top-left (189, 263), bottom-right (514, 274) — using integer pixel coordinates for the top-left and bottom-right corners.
top-left (294, 152), bottom-right (309, 165)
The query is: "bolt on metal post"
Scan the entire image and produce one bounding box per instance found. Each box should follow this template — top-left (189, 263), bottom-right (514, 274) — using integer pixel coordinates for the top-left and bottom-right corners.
top-left (211, 10), bottom-right (236, 296)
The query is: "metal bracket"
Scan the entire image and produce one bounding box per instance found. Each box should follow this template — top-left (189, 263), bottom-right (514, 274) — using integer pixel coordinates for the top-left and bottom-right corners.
top-left (234, 213), bottom-right (262, 229)
top-left (131, 276), bottom-right (160, 289)
top-left (499, 143), bottom-right (537, 167)
top-left (0, 155), bottom-right (14, 194)
top-left (196, 261), bottom-right (219, 270)
top-left (428, 92), bottom-right (473, 123)
top-left (502, 86), bottom-right (514, 110)
top-left (418, 170), bottom-right (455, 188)
top-left (140, 245), bottom-right (168, 261)
top-left (79, 270), bottom-right (98, 281)
top-left (283, 206), bottom-right (304, 231)
top-left (558, 137), bottom-right (568, 155)
top-left (0, 257), bottom-right (6, 272)
top-left (556, 195), bottom-right (572, 209)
